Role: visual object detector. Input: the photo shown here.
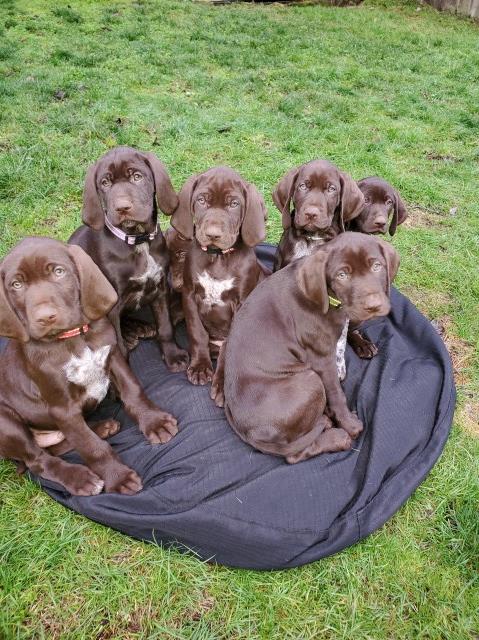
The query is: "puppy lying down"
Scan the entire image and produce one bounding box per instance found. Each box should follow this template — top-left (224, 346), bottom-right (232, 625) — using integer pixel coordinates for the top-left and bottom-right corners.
top-left (223, 232), bottom-right (400, 464)
top-left (0, 238), bottom-right (178, 496)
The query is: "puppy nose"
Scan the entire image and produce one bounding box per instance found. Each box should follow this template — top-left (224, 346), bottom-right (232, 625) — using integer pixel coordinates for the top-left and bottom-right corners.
top-left (363, 295), bottom-right (384, 314)
top-left (205, 227), bottom-right (222, 242)
top-left (115, 199), bottom-right (132, 215)
top-left (34, 306), bottom-right (57, 326)
top-left (304, 210), bottom-right (317, 221)
top-left (374, 219), bottom-right (387, 230)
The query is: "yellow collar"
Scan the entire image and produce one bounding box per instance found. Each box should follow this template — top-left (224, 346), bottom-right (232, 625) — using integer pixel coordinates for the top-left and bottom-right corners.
top-left (328, 295), bottom-right (342, 308)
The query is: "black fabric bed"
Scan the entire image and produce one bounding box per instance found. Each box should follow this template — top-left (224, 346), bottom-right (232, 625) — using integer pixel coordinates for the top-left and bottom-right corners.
top-left (9, 244), bottom-right (456, 569)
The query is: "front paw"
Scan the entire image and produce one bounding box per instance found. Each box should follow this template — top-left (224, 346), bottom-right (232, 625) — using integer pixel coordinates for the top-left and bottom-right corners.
top-left (210, 373), bottom-right (225, 407)
top-left (140, 411), bottom-right (178, 444)
top-left (350, 331), bottom-right (378, 359)
top-left (90, 419), bottom-right (121, 439)
top-left (102, 463), bottom-right (143, 495)
top-left (336, 412), bottom-right (363, 439)
top-left (65, 466), bottom-right (105, 496)
top-left (187, 360), bottom-right (214, 385)
top-left (162, 342), bottom-right (189, 372)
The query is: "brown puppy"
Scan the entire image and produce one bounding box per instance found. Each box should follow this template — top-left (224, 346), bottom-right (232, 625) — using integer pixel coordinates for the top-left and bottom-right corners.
top-left (170, 166), bottom-right (269, 395)
top-left (0, 238), bottom-right (178, 496)
top-left (70, 146), bottom-right (188, 371)
top-left (223, 233), bottom-right (399, 464)
top-left (347, 176), bottom-right (407, 358)
top-left (350, 176), bottom-right (407, 236)
top-left (272, 159), bottom-right (364, 271)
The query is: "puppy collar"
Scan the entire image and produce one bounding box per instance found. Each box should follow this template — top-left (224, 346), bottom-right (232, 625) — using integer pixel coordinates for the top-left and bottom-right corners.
top-left (328, 295), bottom-right (342, 308)
top-left (201, 245), bottom-right (236, 256)
top-left (57, 324), bottom-right (89, 340)
top-left (104, 215), bottom-right (157, 246)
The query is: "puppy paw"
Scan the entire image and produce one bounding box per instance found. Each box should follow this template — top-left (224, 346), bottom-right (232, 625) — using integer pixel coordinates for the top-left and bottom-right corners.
top-left (163, 343), bottom-right (189, 373)
top-left (349, 331), bottom-right (378, 359)
top-left (103, 464), bottom-right (143, 495)
top-left (210, 377), bottom-right (225, 407)
top-left (65, 466), bottom-right (105, 497)
top-left (187, 362), bottom-right (213, 385)
top-left (141, 412), bottom-right (178, 444)
top-left (338, 413), bottom-right (363, 439)
top-left (91, 419), bottom-right (121, 439)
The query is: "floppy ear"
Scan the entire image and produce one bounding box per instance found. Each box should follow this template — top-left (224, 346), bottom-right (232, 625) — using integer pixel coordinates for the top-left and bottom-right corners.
top-left (272, 167), bottom-right (300, 229)
top-left (376, 238), bottom-right (400, 294)
top-left (296, 250), bottom-right (329, 314)
top-left (241, 182), bottom-right (267, 247)
top-left (67, 245), bottom-right (118, 320)
top-left (81, 161), bottom-right (104, 230)
top-left (170, 174), bottom-right (198, 240)
top-left (142, 152), bottom-right (179, 216)
top-left (0, 268), bottom-right (29, 342)
top-left (339, 172), bottom-right (365, 232)
top-left (389, 190), bottom-right (408, 236)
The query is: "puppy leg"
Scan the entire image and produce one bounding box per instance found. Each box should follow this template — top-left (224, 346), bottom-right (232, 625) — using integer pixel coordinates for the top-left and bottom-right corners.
top-left (108, 302), bottom-right (128, 358)
top-left (150, 280), bottom-right (189, 372)
top-left (183, 289), bottom-right (214, 385)
top-left (348, 327), bottom-right (378, 359)
top-left (0, 406), bottom-right (104, 496)
top-left (47, 418), bottom-right (121, 457)
top-left (109, 347), bottom-right (179, 445)
top-left (210, 341), bottom-right (226, 407)
top-left (286, 425), bottom-right (352, 464)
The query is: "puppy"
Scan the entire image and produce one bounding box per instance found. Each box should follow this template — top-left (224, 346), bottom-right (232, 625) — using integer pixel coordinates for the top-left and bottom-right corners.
top-left (70, 146), bottom-right (188, 371)
top-left (223, 233), bottom-right (400, 464)
top-left (0, 238), bottom-right (178, 496)
top-left (350, 176), bottom-right (407, 236)
top-left (170, 166), bottom-right (269, 398)
top-left (347, 176), bottom-right (407, 358)
top-left (272, 159), bottom-right (364, 271)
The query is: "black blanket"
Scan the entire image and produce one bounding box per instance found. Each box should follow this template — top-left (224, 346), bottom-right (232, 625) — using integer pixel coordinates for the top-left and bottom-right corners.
top-left (6, 244), bottom-right (456, 569)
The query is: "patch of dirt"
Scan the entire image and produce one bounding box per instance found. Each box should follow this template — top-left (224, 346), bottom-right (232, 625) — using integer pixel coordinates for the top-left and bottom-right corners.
top-left (189, 593), bottom-right (215, 621)
top-left (431, 315), bottom-right (475, 387)
top-left (457, 402), bottom-right (479, 438)
top-left (403, 205), bottom-right (448, 229)
top-left (399, 286), bottom-right (453, 314)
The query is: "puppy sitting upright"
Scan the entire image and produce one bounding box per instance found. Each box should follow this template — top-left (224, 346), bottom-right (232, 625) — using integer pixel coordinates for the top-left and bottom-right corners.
top-left (273, 159), bottom-right (365, 271)
top-left (223, 233), bottom-right (400, 464)
top-left (70, 146), bottom-right (188, 371)
top-left (0, 238), bottom-right (178, 496)
top-left (170, 166), bottom-right (269, 390)
top-left (350, 176), bottom-right (407, 236)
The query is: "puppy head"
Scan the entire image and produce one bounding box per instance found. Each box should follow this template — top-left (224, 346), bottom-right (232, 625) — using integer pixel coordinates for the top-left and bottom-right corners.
top-left (0, 237), bottom-right (118, 342)
top-left (171, 166), bottom-right (267, 250)
top-left (297, 232), bottom-right (399, 323)
top-left (355, 177), bottom-right (407, 236)
top-left (272, 159), bottom-right (364, 235)
top-left (82, 146), bottom-right (178, 233)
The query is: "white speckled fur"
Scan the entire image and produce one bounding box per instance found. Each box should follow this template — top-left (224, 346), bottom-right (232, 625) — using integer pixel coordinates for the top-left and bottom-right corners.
top-left (293, 236), bottom-right (325, 261)
top-left (336, 319), bottom-right (349, 381)
top-left (129, 243), bottom-right (164, 308)
top-left (197, 271), bottom-right (235, 308)
top-left (64, 345), bottom-right (111, 401)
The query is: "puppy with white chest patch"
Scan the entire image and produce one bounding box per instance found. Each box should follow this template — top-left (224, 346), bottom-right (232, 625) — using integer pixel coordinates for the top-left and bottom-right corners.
top-left (170, 166), bottom-right (269, 401)
top-left (70, 146), bottom-right (189, 372)
top-left (0, 237), bottom-right (179, 496)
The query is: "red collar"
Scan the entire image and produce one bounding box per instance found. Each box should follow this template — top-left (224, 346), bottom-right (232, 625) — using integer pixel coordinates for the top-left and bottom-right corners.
top-left (57, 324), bottom-right (89, 340)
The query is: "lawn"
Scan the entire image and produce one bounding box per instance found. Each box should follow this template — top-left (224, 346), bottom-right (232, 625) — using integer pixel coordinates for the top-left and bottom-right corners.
top-left (0, 0), bottom-right (478, 637)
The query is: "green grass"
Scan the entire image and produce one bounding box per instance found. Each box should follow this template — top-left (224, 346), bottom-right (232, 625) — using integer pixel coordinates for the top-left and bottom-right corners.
top-left (1, 0), bottom-right (478, 637)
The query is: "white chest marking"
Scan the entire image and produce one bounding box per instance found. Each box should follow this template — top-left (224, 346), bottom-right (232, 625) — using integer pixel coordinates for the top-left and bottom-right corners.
top-left (64, 345), bottom-right (111, 402)
top-left (197, 271), bottom-right (235, 308)
top-left (336, 319), bottom-right (349, 381)
top-left (132, 244), bottom-right (163, 286)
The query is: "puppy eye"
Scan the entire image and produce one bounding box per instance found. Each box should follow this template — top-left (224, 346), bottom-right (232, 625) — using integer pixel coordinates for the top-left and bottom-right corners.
top-left (197, 196), bottom-right (206, 205)
top-left (101, 177), bottom-right (111, 188)
top-left (298, 183), bottom-right (308, 191)
top-left (336, 271), bottom-right (349, 280)
top-left (364, 196), bottom-right (371, 204)
top-left (53, 266), bottom-right (66, 277)
top-left (327, 184), bottom-right (337, 193)
top-left (132, 172), bottom-right (143, 182)
top-left (11, 280), bottom-right (23, 290)
top-left (371, 261), bottom-right (383, 272)
top-left (385, 198), bottom-right (393, 206)
top-left (229, 200), bottom-right (239, 208)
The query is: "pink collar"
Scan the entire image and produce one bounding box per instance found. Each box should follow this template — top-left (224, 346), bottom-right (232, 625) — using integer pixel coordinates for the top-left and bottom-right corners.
top-left (104, 216), bottom-right (157, 246)
top-left (200, 245), bottom-right (236, 255)
top-left (57, 324), bottom-right (89, 340)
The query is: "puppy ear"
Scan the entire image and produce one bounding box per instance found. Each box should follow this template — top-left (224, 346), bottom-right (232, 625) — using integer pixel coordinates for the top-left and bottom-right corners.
top-left (389, 190), bottom-right (408, 236)
top-left (170, 174), bottom-right (198, 240)
top-left (296, 250), bottom-right (329, 314)
top-left (241, 182), bottom-right (267, 247)
top-left (376, 238), bottom-right (400, 294)
top-left (272, 167), bottom-right (300, 229)
top-left (67, 245), bottom-right (118, 320)
top-left (142, 152), bottom-right (179, 215)
top-left (0, 268), bottom-right (29, 342)
top-left (81, 161), bottom-right (104, 230)
top-left (339, 172), bottom-right (365, 232)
